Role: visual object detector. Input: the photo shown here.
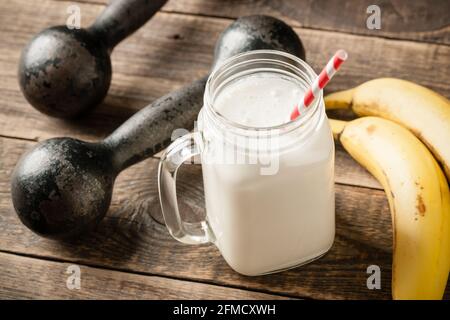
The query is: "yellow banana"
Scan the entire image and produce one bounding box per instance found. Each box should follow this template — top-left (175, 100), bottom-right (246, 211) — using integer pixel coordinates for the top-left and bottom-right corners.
top-left (330, 117), bottom-right (450, 300)
top-left (325, 78), bottom-right (450, 181)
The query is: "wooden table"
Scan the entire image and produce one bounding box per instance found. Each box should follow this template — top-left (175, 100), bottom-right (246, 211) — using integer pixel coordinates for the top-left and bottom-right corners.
top-left (0, 0), bottom-right (449, 300)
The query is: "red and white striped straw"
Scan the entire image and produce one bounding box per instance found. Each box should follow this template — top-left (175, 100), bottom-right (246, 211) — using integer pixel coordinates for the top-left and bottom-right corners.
top-left (290, 49), bottom-right (348, 120)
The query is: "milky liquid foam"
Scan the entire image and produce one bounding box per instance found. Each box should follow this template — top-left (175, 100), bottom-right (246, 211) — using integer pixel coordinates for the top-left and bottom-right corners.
top-left (214, 73), bottom-right (302, 127)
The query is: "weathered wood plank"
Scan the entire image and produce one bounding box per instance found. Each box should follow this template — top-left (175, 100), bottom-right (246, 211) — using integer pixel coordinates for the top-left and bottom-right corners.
top-left (165, 0), bottom-right (450, 44)
top-left (64, 0), bottom-right (450, 44)
top-left (0, 0), bottom-right (449, 143)
top-left (1, 137), bottom-right (448, 299)
top-left (0, 251), bottom-right (288, 299)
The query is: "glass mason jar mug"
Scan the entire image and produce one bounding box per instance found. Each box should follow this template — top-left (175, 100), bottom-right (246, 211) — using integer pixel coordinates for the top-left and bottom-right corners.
top-left (158, 50), bottom-right (335, 276)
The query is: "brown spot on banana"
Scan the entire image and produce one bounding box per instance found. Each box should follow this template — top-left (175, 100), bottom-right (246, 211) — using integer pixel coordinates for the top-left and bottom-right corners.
top-left (416, 195), bottom-right (426, 216)
top-left (366, 124), bottom-right (376, 135)
top-left (414, 181), bottom-right (425, 191)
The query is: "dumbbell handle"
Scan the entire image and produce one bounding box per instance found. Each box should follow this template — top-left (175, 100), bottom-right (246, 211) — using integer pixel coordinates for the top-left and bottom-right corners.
top-left (103, 76), bottom-right (208, 172)
top-left (89, 0), bottom-right (167, 49)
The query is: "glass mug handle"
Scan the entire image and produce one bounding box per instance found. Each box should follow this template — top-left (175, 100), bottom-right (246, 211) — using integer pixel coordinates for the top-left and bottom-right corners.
top-left (158, 132), bottom-right (214, 244)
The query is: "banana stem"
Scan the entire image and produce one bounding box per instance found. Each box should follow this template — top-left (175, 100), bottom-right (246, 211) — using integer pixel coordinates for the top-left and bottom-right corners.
top-left (329, 119), bottom-right (348, 140)
top-left (324, 88), bottom-right (355, 110)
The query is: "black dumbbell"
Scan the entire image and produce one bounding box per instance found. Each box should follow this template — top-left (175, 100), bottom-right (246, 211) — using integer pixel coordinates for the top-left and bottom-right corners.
top-left (11, 15), bottom-right (305, 239)
top-left (18, 0), bottom-right (167, 118)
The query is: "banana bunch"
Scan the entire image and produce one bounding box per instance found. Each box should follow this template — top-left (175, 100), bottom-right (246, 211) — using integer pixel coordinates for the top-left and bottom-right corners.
top-left (326, 78), bottom-right (450, 300)
top-left (325, 78), bottom-right (450, 181)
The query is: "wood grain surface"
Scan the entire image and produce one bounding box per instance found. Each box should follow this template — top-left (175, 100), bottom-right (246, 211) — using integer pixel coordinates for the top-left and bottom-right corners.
top-left (162, 0), bottom-right (450, 44)
top-left (0, 0), bottom-right (449, 300)
top-left (0, 252), bottom-right (289, 299)
top-left (59, 0), bottom-right (450, 44)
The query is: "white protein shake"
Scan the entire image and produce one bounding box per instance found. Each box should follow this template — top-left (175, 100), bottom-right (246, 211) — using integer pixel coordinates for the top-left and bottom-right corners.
top-left (200, 72), bottom-right (335, 276)
top-left (214, 73), bottom-right (302, 127)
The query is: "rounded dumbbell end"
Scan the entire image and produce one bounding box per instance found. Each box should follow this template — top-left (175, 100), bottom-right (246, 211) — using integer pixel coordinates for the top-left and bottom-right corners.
top-left (11, 138), bottom-right (115, 238)
top-left (18, 26), bottom-right (112, 118)
top-left (213, 15), bottom-right (306, 67)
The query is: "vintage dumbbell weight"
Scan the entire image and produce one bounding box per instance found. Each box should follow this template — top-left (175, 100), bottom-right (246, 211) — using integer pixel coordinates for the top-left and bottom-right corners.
top-left (11, 15), bottom-right (306, 239)
top-left (18, 0), bottom-right (167, 118)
